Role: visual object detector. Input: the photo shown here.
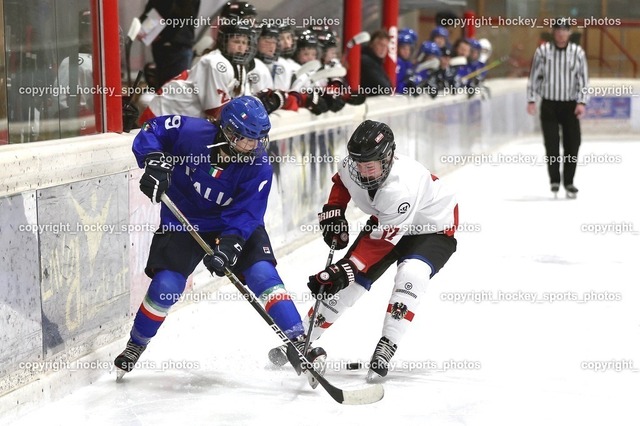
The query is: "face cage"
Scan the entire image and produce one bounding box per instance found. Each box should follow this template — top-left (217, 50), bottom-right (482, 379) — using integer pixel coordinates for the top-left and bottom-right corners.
top-left (222, 125), bottom-right (268, 157)
top-left (347, 154), bottom-right (393, 190)
top-left (257, 36), bottom-right (280, 64)
top-left (222, 32), bottom-right (258, 66)
top-left (279, 31), bottom-right (296, 59)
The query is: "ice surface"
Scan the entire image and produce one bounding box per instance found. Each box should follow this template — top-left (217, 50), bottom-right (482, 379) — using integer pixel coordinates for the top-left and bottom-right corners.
top-left (5, 137), bottom-right (639, 426)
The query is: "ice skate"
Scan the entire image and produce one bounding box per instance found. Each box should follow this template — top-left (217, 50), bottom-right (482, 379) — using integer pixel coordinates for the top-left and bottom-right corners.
top-left (550, 183), bottom-right (560, 198)
top-left (565, 184), bottom-right (578, 199)
top-left (114, 339), bottom-right (147, 381)
top-left (366, 337), bottom-right (397, 382)
top-left (269, 335), bottom-right (327, 389)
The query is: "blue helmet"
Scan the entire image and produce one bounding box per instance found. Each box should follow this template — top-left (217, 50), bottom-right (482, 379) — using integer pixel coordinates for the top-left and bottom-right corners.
top-left (467, 38), bottom-right (482, 51)
top-left (220, 96), bottom-right (271, 155)
top-left (419, 41), bottom-right (442, 58)
top-left (430, 26), bottom-right (449, 40)
top-left (398, 28), bottom-right (418, 45)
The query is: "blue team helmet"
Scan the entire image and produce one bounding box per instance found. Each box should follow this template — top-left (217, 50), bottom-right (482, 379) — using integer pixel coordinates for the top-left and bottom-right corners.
top-left (220, 96), bottom-right (271, 155)
top-left (419, 41), bottom-right (442, 58)
top-left (467, 38), bottom-right (482, 51)
top-left (398, 28), bottom-right (418, 45)
top-left (430, 26), bottom-right (449, 40)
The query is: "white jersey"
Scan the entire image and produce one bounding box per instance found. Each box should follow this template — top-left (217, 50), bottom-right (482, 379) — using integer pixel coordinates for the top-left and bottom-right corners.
top-left (272, 57), bottom-right (297, 91)
top-left (248, 58), bottom-right (274, 93)
top-left (333, 154), bottom-right (458, 272)
top-left (339, 154), bottom-right (457, 239)
top-left (147, 79), bottom-right (204, 118)
top-left (187, 49), bottom-right (251, 111)
top-left (147, 50), bottom-right (251, 118)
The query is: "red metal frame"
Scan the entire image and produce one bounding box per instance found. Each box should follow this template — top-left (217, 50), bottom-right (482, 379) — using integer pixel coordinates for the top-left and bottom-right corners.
top-left (103, 0), bottom-right (123, 132)
top-left (463, 10), bottom-right (475, 39)
top-left (343, 0), bottom-right (363, 90)
top-left (96, 0), bottom-right (122, 133)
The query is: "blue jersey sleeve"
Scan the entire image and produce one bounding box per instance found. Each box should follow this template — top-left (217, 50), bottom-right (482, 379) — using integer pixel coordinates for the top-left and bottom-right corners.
top-left (132, 115), bottom-right (190, 168)
top-left (220, 161), bottom-right (272, 241)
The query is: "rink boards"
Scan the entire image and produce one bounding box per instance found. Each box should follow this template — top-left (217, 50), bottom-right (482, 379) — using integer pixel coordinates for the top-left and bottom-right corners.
top-left (1, 78), bottom-right (638, 408)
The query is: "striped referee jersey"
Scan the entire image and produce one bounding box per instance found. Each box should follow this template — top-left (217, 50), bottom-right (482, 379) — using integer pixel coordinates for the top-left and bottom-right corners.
top-left (526, 42), bottom-right (589, 104)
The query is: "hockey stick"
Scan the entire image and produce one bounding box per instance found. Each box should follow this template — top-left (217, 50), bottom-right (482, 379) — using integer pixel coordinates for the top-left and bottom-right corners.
top-left (303, 238), bottom-right (337, 355)
top-left (340, 31), bottom-right (370, 66)
top-left (294, 59), bottom-right (322, 79)
top-left (460, 55), bottom-right (509, 83)
top-left (345, 31), bottom-right (370, 50)
top-left (290, 60), bottom-right (323, 90)
top-left (414, 58), bottom-right (441, 73)
top-left (449, 56), bottom-right (468, 67)
top-left (309, 65), bottom-right (347, 83)
top-left (160, 194), bottom-right (384, 405)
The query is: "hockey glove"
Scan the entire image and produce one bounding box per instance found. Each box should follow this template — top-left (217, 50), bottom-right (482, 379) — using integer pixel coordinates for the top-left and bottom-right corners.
top-left (322, 80), bottom-right (347, 112)
top-left (140, 153), bottom-right (173, 204)
top-left (344, 92), bottom-right (366, 105)
top-left (203, 235), bottom-right (245, 277)
top-left (323, 92), bottom-right (346, 112)
top-left (308, 259), bottom-right (356, 296)
top-left (318, 204), bottom-right (349, 249)
top-left (256, 89), bottom-right (285, 114)
top-left (288, 91), bottom-right (329, 115)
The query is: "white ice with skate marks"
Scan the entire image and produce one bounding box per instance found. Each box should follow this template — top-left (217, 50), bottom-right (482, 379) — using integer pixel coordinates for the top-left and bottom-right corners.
top-left (8, 137), bottom-right (640, 426)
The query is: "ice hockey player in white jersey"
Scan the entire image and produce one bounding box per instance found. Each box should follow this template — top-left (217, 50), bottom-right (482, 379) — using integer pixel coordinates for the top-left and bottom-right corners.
top-left (254, 23), bottom-right (284, 90)
top-left (138, 21), bottom-right (258, 124)
top-left (274, 24), bottom-right (299, 90)
top-left (271, 120), bottom-right (458, 381)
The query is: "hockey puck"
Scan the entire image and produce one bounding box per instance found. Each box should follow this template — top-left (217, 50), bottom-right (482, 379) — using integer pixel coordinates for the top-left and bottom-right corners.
top-left (346, 362), bottom-right (363, 370)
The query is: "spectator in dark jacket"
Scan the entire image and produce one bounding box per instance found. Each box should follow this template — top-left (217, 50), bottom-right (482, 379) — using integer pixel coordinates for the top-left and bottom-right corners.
top-left (360, 29), bottom-right (392, 95)
top-left (141, 0), bottom-right (201, 89)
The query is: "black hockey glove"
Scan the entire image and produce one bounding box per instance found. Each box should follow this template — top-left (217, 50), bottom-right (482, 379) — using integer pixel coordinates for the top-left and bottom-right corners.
top-left (139, 153), bottom-right (173, 203)
top-left (256, 89), bottom-right (285, 114)
top-left (308, 259), bottom-right (356, 296)
top-left (203, 235), bottom-right (245, 277)
top-left (322, 80), bottom-right (346, 112)
top-left (323, 92), bottom-right (346, 112)
top-left (290, 91), bottom-right (329, 115)
top-left (318, 204), bottom-right (349, 249)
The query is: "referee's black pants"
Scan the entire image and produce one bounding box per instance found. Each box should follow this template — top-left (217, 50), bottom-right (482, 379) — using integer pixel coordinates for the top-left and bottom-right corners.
top-left (540, 99), bottom-right (581, 186)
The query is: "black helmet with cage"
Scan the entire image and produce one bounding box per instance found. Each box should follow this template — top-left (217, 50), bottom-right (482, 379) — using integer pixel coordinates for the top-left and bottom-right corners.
top-left (216, 22), bottom-right (257, 66)
top-left (278, 24), bottom-right (296, 59)
top-left (310, 25), bottom-right (338, 63)
top-left (347, 120), bottom-right (396, 190)
top-left (256, 23), bottom-right (280, 64)
top-left (293, 29), bottom-right (319, 64)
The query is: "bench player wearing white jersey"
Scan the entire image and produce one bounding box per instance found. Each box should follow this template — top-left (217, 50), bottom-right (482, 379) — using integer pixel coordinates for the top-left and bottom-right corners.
top-left (139, 21), bottom-right (258, 124)
top-left (286, 120), bottom-right (458, 381)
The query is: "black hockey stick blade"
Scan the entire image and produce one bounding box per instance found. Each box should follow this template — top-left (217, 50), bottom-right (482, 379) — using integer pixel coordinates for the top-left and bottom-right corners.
top-left (286, 342), bottom-right (383, 405)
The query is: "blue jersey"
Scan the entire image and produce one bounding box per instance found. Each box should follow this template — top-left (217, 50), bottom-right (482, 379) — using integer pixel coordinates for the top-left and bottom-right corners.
top-left (396, 57), bottom-right (414, 95)
top-left (469, 60), bottom-right (486, 79)
top-left (133, 115), bottom-right (272, 240)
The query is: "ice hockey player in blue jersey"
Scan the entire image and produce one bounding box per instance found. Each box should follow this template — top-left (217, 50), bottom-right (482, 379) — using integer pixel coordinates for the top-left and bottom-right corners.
top-left (114, 96), bottom-right (326, 387)
top-left (395, 28), bottom-right (417, 95)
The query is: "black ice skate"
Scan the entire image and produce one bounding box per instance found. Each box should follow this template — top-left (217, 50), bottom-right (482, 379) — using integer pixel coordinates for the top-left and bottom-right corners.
top-left (269, 336), bottom-right (327, 389)
top-left (565, 184), bottom-right (578, 199)
top-left (550, 183), bottom-right (560, 198)
top-left (366, 336), bottom-right (397, 382)
top-left (114, 339), bottom-right (147, 381)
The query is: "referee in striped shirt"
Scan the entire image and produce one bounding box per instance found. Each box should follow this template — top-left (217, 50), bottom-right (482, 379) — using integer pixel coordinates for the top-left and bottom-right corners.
top-left (527, 18), bottom-right (588, 198)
